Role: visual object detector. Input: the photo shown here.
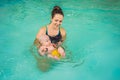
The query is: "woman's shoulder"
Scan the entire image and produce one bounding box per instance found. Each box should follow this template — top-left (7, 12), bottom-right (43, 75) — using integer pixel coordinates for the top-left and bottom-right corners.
top-left (36, 26), bottom-right (47, 39)
top-left (60, 27), bottom-right (66, 37)
top-left (37, 26), bottom-right (47, 33)
top-left (60, 27), bottom-right (66, 40)
top-left (40, 26), bottom-right (46, 30)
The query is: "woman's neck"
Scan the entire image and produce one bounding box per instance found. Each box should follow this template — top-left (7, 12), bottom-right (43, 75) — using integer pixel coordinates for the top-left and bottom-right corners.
top-left (49, 23), bottom-right (59, 30)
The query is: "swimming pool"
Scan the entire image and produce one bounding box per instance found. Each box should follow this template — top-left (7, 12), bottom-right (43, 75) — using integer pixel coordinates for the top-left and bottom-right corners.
top-left (0, 0), bottom-right (120, 80)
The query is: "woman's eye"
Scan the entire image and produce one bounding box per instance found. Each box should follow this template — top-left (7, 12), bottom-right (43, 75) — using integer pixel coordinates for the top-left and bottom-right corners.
top-left (60, 21), bottom-right (62, 23)
top-left (55, 20), bottom-right (58, 22)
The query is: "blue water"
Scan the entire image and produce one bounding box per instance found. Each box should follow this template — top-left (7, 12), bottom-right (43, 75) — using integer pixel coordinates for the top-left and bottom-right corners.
top-left (0, 0), bottom-right (120, 80)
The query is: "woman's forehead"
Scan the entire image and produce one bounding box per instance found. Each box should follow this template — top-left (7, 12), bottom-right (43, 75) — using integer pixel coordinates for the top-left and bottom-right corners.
top-left (53, 14), bottom-right (63, 20)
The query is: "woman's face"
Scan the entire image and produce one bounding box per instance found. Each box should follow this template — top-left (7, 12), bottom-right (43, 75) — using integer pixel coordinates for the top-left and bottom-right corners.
top-left (51, 14), bottom-right (63, 28)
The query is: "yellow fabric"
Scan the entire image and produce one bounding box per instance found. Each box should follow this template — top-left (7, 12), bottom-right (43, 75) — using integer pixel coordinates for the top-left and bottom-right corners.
top-left (51, 49), bottom-right (61, 58)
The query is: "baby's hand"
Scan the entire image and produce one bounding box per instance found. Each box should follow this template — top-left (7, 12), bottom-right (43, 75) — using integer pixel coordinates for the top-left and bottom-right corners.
top-left (38, 48), bottom-right (45, 56)
top-left (43, 48), bottom-right (48, 52)
top-left (38, 46), bottom-right (48, 55)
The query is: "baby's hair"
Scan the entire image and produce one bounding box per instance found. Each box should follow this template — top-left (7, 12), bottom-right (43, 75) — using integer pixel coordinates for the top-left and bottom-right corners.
top-left (51, 6), bottom-right (64, 18)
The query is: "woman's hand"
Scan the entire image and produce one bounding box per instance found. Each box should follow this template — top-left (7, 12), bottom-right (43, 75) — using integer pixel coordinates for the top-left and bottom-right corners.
top-left (52, 43), bottom-right (57, 48)
top-left (57, 41), bottom-right (62, 46)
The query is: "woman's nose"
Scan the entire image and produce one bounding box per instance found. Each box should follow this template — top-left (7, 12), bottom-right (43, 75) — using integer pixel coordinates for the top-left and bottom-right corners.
top-left (56, 21), bottom-right (60, 24)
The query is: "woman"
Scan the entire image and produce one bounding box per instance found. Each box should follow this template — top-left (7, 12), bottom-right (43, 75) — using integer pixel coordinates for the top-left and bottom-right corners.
top-left (34, 6), bottom-right (66, 48)
top-left (32, 6), bottom-right (66, 71)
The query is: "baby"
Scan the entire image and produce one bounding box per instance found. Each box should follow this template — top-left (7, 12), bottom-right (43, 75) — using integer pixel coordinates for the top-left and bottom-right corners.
top-left (38, 35), bottom-right (65, 60)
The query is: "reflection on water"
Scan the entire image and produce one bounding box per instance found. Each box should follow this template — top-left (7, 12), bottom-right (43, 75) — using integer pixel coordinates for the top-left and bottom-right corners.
top-left (30, 45), bottom-right (51, 72)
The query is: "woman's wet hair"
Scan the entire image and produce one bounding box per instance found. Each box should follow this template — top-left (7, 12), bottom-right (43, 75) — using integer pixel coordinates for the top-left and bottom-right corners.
top-left (51, 6), bottom-right (64, 18)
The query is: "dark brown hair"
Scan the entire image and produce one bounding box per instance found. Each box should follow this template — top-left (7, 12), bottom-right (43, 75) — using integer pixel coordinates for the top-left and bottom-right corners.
top-left (51, 6), bottom-right (64, 18)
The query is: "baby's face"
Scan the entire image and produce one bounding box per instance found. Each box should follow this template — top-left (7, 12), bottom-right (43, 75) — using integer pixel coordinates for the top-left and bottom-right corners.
top-left (43, 38), bottom-right (51, 46)
top-left (40, 35), bottom-right (51, 46)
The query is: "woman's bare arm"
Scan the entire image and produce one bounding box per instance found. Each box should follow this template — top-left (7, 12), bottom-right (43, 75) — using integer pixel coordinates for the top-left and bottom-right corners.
top-left (34, 27), bottom-right (46, 48)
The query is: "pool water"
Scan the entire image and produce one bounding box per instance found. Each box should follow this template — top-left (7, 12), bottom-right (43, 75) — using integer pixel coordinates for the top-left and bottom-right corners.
top-left (0, 0), bottom-right (120, 80)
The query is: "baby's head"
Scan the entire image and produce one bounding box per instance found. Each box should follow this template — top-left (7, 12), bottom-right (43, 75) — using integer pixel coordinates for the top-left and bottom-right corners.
top-left (39, 35), bottom-right (51, 46)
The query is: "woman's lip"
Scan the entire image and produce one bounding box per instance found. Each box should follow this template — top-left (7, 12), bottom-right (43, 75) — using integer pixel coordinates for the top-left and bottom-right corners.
top-left (55, 25), bottom-right (60, 27)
